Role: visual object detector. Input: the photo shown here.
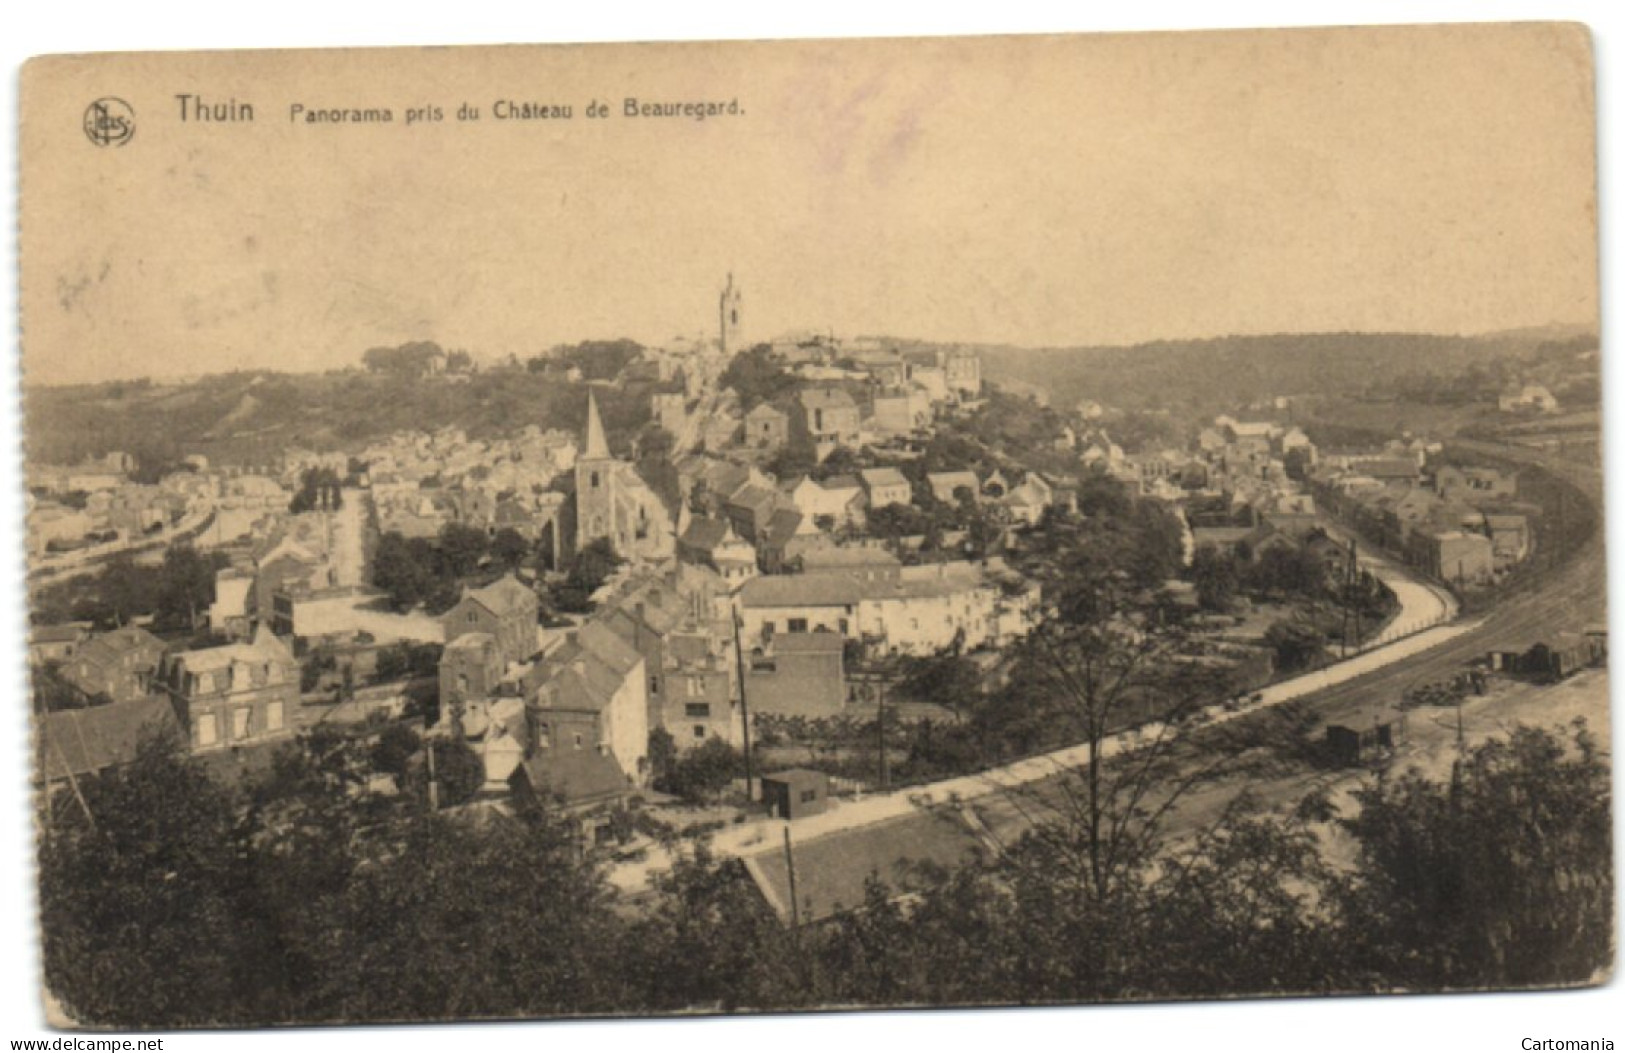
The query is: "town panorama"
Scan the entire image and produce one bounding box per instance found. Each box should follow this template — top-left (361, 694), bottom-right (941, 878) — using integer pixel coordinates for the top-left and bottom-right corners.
top-left (26, 280), bottom-right (1610, 1024)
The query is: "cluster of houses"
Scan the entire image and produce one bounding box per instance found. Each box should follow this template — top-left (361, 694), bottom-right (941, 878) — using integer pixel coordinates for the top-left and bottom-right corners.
top-left (26, 452), bottom-right (195, 558)
top-left (680, 342), bottom-right (982, 460)
top-left (1308, 447), bottom-right (1530, 586)
top-left (34, 619), bottom-right (303, 789)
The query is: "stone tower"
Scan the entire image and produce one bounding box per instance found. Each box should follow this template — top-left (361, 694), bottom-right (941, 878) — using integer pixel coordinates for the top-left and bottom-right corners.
top-left (574, 390), bottom-right (617, 552)
top-left (718, 273), bottom-right (744, 355)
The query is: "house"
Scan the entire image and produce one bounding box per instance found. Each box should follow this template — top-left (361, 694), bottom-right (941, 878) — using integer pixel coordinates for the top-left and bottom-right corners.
top-left (786, 476), bottom-right (865, 530)
top-left (724, 483), bottom-right (785, 543)
top-left (1482, 514), bottom-right (1531, 565)
top-left (56, 626), bottom-right (167, 706)
top-left (739, 558), bottom-right (1040, 657)
top-left (868, 387), bottom-right (932, 438)
top-left (439, 632), bottom-right (508, 714)
top-left (209, 568), bottom-right (255, 639)
top-left (676, 515), bottom-right (758, 590)
top-left (159, 625), bottom-right (299, 752)
top-left (759, 769), bottom-right (831, 820)
top-left (798, 546), bottom-right (902, 583)
top-left (1499, 383), bottom-right (1559, 413)
top-left (1325, 707), bottom-right (1407, 766)
top-left (36, 695), bottom-right (185, 789)
top-left (1412, 529), bottom-right (1495, 585)
top-left (744, 403), bottom-right (790, 450)
top-left (440, 574), bottom-right (539, 669)
top-left (29, 623), bottom-right (90, 666)
top-left (860, 467), bottom-right (913, 509)
top-left (598, 576), bottom-right (741, 750)
top-left (926, 470), bottom-right (980, 505)
top-left (530, 620), bottom-right (650, 784)
top-left (758, 507), bottom-right (830, 573)
top-left (1002, 474), bottom-right (1055, 527)
top-left (744, 631), bottom-right (846, 718)
top-left (508, 749), bottom-right (634, 848)
top-left (790, 387), bottom-right (862, 456)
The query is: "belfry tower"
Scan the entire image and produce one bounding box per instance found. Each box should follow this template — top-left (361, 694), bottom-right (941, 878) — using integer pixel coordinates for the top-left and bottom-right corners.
top-left (574, 390), bottom-right (618, 552)
top-left (718, 273), bottom-right (744, 355)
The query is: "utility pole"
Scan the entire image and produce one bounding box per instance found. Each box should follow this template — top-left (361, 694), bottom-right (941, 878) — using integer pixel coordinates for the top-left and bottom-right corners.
top-left (426, 738), bottom-right (440, 812)
top-left (731, 604), bottom-right (755, 802)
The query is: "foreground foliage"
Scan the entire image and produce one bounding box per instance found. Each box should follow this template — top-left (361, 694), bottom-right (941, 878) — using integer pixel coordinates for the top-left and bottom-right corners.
top-left (38, 722), bottom-right (1612, 1027)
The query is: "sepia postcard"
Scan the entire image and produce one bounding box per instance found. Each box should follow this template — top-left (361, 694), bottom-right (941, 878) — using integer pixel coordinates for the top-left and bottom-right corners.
top-left (16, 23), bottom-right (1611, 1031)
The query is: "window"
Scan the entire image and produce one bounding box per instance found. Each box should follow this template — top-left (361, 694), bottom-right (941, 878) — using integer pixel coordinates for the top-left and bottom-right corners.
top-left (838, 618), bottom-right (849, 635)
top-left (590, 470), bottom-right (600, 489)
top-left (232, 708), bottom-right (251, 739)
top-left (266, 701), bottom-right (284, 732)
top-left (573, 733), bottom-right (584, 749)
top-left (693, 725), bottom-right (707, 740)
top-left (800, 789), bottom-right (818, 804)
top-left (649, 675), bottom-right (661, 695)
top-left (750, 659), bottom-right (777, 674)
top-left (788, 618), bottom-right (808, 633)
top-left (685, 703), bottom-right (711, 719)
top-left (762, 621), bottom-right (776, 636)
top-left (197, 712), bottom-right (218, 747)
top-left (687, 676), bottom-right (704, 696)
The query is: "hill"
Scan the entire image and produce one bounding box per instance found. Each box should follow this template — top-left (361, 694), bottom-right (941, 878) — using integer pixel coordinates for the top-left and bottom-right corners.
top-left (23, 368), bottom-right (659, 473)
top-left (898, 328), bottom-right (1598, 416)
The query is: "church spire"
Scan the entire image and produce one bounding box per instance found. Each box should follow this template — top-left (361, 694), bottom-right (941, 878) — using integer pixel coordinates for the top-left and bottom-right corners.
top-left (583, 390), bottom-right (610, 460)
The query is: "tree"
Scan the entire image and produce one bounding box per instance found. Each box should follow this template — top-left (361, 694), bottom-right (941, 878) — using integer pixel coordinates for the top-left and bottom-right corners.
top-left (370, 722), bottom-right (422, 778)
top-left (636, 424), bottom-right (675, 460)
top-left (1263, 619), bottom-right (1325, 673)
top-left (371, 531), bottom-right (438, 610)
top-left (1337, 722), bottom-right (1613, 989)
top-left (39, 734), bottom-right (262, 1027)
top-left (1189, 544), bottom-right (1239, 612)
top-left (408, 737), bottom-right (485, 809)
top-left (661, 739), bottom-right (742, 804)
top-left (718, 344), bottom-right (796, 410)
top-left (490, 527), bottom-right (530, 572)
top-left (289, 467), bottom-right (343, 513)
top-left (156, 543), bottom-right (225, 629)
top-left (566, 537), bottom-right (624, 598)
top-left (438, 521), bottom-right (490, 578)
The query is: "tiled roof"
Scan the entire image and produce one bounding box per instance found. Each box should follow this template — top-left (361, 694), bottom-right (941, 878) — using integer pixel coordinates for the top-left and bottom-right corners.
top-left (38, 696), bottom-right (181, 782)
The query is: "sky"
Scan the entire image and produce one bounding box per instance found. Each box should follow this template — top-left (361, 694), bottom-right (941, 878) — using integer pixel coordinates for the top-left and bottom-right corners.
top-left (19, 23), bottom-right (1598, 385)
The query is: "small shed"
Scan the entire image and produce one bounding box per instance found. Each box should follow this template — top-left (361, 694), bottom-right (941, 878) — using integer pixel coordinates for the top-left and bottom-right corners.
top-left (1325, 708), bottom-right (1407, 767)
top-left (760, 768), bottom-right (831, 820)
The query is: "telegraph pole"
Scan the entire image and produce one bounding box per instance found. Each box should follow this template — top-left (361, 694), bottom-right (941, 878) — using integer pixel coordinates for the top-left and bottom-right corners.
top-left (731, 604), bottom-right (755, 802)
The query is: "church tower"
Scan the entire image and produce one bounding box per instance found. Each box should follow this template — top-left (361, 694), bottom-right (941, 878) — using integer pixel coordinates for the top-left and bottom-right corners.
top-left (718, 273), bottom-right (744, 355)
top-left (575, 391), bottom-right (618, 552)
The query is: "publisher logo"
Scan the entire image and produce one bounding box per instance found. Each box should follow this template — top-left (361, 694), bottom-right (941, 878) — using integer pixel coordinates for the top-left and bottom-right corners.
top-left (83, 98), bottom-right (135, 147)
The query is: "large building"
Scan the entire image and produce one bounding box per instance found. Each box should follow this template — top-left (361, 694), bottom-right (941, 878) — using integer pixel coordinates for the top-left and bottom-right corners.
top-left (54, 625), bottom-right (167, 706)
top-left (529, 620), bottom-right (650, 785)
top-left (573, 392), bottom-right (676, 561)
top-left (738, 558), bottom-right (1040, 657)
top-left (159, 625), bottom-right (299, 752)
top-left (439, 573), bottom-right (541, 713)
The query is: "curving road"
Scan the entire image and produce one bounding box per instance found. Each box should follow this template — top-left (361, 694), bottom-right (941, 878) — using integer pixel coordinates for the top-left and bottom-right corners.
top-left (1294, 439), bottom-right (1604, 728)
